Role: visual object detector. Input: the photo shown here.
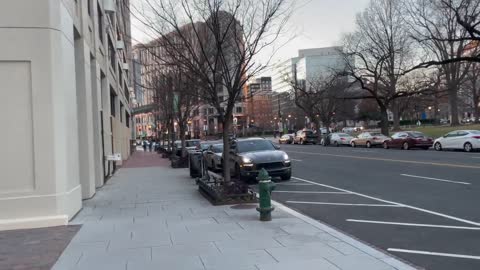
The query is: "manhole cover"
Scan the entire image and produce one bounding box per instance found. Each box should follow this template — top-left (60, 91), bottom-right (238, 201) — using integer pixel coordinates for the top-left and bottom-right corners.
top-left (230, 204), bottom-right (257, 209)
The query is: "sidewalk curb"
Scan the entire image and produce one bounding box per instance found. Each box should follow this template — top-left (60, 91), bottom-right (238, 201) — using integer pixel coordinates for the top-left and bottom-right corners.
top-left (271, 199), bottom-right (422, 270)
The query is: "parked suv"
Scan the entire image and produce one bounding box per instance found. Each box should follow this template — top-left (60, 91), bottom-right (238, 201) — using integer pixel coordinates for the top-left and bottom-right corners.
top-left (293, 129), bottom-right (318, 145)
top-left (229, 138), bottom-right (291, 182)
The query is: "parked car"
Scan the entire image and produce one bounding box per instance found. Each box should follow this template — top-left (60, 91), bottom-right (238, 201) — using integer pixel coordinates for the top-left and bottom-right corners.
top-left (321, 133), bottom-right (354, 146)
top-left (203, 143), bottom-right (223, 171)
top-left (229, 138), bottom-right (291, 182)
top-left (279, 134), bottom-right (294, 144)
top-left (383, 131), bottom-right (433, 150)
top-left (433, 130), bottom-right (480, 152)
top-left (351, 132), bottom-right (389, 148)
top-left (173, 139), bottom-right (202, 156)
top-left (293, 129), bottom-right (318, 145)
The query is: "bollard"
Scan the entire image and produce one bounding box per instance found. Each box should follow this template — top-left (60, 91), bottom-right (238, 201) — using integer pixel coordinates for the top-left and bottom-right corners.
top-left (256, 168), bottom-right (276, 221)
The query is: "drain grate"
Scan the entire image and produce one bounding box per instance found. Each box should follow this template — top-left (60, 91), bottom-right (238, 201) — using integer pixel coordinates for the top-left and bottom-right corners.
top-left (230, 204), bottom-right (257, 209)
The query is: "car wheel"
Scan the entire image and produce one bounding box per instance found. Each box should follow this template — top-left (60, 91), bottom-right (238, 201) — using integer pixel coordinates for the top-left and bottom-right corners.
top-left (403, 142), bottom-right (410, 150)
top-left (366, 141), bottom-right (371, 148)
top-left (351, 141), bottom-right (356, 148)
top-left (464, 142), bottom-right (473, 152)
top-left (300, 139), bottom-right (305, 145)
top-left (281, 171), bottom-right (291, 181)
top-left (434, 142), bottom-right (442, 151)
top-left (383, 142), bottom-right (389, 149)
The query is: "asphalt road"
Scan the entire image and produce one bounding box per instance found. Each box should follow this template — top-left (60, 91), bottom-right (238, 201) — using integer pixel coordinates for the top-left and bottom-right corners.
top-left (268, 142), bottom-right (480, 270)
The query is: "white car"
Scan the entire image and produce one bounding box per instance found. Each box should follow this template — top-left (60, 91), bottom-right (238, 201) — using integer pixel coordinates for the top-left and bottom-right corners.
top-left (433, 130), bottom-right (480, 152)
top-left (321, 133), bottom-right (354, 146)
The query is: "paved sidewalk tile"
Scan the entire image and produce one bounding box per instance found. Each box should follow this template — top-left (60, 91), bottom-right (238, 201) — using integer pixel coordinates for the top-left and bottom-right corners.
top-left (52, 151), bottom-right (417, 270)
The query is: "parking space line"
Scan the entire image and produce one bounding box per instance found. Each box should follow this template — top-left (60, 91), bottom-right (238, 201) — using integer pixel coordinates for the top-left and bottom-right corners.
top-left (286, 201), bottom-right (402, 207)
top-left (387, 248), bottom-right (480, 260)
top-left (292, 176), bottom-right (480, 226)
top-left (400, 174), bottom-right (471, 185)
top-left (290, 159), bottom-right (303, 162)
top-left (346, 219), bottom-right (480, 230)
top-left (273, 191), bottom-right (350, 194)
top-left (276, 183), bottom-right (313, 186)
top-left (286, 151), bottom-right (480, 169)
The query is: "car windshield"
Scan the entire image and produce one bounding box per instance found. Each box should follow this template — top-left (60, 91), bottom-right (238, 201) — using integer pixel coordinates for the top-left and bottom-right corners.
top-left (469, 130), bottom-right (480, 134)
top-left (200, 143), bottom-right (212, 150)
top-left (303, 130), bottom-right (314, 136)
top-left (337, 133), bottom-right (350, 137)
top-left (371, 133), bottom-right (383, 136)
top-left (236, 140), bottom-right (275, 153)
top-left (186, 140), bottom-right (200, 147)
top-left (212, 144), bottom-right (223, 153)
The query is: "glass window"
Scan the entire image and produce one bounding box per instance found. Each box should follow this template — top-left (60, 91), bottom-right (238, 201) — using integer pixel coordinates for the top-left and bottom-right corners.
top-left (237, 140), bottom-right (275, 153)
top-left (211, 144), bottom-right (223, 153)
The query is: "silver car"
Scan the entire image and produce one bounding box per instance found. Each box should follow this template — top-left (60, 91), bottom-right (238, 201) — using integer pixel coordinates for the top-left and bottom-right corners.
top-left (203, 143), bottom-right (223, 171)
top-left (229, 138), bottom-right (292, 182)
top-left (321, 133), bottom-right (354, 146)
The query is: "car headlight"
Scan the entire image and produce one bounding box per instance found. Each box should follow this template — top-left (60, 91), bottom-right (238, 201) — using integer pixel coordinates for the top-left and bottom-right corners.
top-left (242, 156), bottom-right (253, 164)
top-left (283, 153), bottom-right (289, 160)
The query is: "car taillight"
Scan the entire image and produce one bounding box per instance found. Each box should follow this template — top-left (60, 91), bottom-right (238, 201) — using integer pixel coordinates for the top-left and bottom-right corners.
top-left (373, 137), bottom-right (377, 140)
top-left (473, 136), bottom-right (480, 139)
top-left (341, 138), bottom-right (345, 141)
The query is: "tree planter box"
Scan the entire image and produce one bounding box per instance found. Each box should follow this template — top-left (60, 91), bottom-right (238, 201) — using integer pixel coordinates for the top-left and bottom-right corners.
top-left (171, 156), bottom-right (189, 168)
top-left (197, 175), bottom-right (257, 206)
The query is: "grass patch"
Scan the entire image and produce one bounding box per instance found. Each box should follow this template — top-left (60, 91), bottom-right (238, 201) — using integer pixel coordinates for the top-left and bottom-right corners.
top-left (402, 124), bottom-right (480, 138)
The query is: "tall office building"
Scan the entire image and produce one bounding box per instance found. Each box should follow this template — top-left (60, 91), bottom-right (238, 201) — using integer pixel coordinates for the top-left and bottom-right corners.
top-left (0, 0), bottom-right (133, 230)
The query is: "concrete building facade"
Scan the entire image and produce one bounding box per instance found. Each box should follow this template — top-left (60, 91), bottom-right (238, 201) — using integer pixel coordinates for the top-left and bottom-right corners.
top-left (0, 0), bottom-right (133, 230)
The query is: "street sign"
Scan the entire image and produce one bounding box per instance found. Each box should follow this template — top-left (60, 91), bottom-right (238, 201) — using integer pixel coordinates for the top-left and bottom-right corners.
top-left (106, 153), bottom-right (122, 161)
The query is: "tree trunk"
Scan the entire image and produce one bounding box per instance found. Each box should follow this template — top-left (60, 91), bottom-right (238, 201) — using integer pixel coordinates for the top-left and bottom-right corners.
top-left (448, 85), bottom-right (460, 126)
top-left (179, 124), bottom-right (187, 158)
top-left (222, 117), bottom-right (232, 183)
top-left (379, 105), bottom-right (389, 136)
top-left (472, 79), bottom-right (479, 124)
top-left (391, 100), bottom-right (401, 131)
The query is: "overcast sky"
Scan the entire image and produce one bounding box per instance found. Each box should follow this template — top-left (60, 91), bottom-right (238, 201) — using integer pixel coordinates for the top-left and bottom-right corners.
top-left (131, 0), bottom-right (371, 76)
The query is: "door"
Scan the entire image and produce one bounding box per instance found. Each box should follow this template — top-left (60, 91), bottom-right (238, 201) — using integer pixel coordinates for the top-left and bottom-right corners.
top-left (441, 131), bottom-right (457, 148)
top-left (392, 132), bottom-right (407, 148)
top-left (453, 131), bottom-right (469, 149)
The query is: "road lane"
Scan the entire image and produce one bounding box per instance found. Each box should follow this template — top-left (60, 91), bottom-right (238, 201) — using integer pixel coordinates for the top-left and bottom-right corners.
top-left (268, 143), bottom-right (480, 270)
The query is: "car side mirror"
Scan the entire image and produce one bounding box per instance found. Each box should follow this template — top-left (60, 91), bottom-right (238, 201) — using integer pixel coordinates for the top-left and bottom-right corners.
top-left (274, 145), bottom-right (280, 150)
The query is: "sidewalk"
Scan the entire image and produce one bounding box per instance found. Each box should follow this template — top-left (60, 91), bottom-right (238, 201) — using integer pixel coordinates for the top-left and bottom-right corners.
top-left (53, 150), bottom-right (417, 270)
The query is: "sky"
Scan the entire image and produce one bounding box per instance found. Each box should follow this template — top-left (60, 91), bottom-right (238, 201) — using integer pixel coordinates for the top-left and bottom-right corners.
top-left (131, 0), bottom-right (371, 76)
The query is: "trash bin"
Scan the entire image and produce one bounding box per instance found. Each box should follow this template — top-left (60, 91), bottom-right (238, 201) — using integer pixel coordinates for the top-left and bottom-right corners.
top-left (189, 151), bottom-right (203, 178)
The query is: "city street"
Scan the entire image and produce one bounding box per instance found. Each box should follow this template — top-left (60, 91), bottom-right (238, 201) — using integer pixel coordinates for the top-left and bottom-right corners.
top-left (268, 142), bottom-right (480, 270)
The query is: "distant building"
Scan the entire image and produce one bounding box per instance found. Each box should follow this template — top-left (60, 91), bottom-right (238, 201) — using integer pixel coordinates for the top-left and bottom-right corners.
top-left (246, 77), bottom-right (274, 131)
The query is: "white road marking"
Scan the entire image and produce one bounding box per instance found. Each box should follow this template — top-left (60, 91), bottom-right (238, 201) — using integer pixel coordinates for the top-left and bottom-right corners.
top-left (472, 157), bottom-right (480, 159)
top-left (387, 248), bottom-right (480, 260)
top-left (346, 219), bottom-right (480, 230)
top-left (286, 201), bottom-right (402, 207)
top-left (400, 174), bottom-right (471, 185)
top-left (276, 183), bottom-right (313, 186)
top-left (292, 176), bottom-right (480, 226)
top-left (273, 191), bottom-right (350, 194)
top-left (290, 159), bottom-right (303, 162)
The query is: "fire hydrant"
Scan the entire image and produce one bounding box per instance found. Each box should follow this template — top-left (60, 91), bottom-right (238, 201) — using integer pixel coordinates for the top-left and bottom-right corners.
top-left (256, 168), bottom-right (276, 221)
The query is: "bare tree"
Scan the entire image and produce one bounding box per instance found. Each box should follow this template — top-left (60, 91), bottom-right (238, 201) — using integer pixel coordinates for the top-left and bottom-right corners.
top-left (342, 0), bottom-right (417, 135)
top-left (288, 74), bottom-right (349, 139)
top-left (406, 0), bottom-right (475, 125)
top-left (464, 64), bottom-right (480, 123)
top-left (132, 0), bottom-right (292, 182)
